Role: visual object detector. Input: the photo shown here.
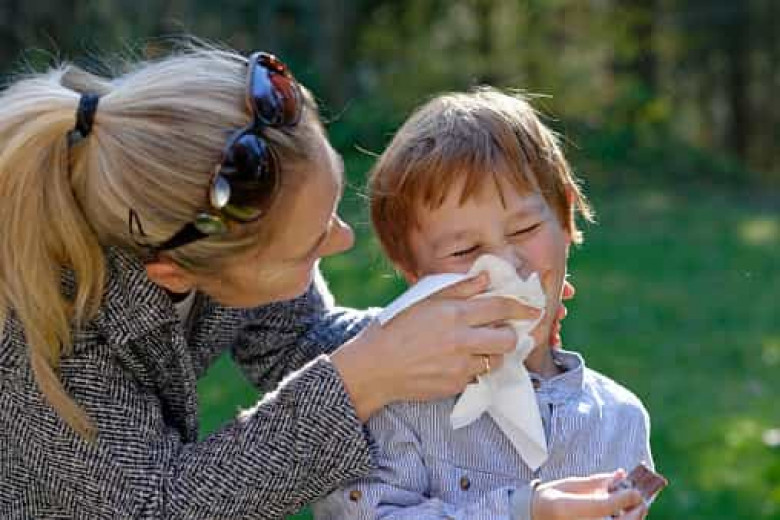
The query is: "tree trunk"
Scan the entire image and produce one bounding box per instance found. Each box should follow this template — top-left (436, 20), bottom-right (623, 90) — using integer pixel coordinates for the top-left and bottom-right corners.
top-left (725, 3), bottom-right (749, 161)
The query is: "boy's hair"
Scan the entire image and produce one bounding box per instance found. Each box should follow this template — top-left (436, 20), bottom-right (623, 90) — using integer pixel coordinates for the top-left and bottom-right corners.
top-left (369, 87), bottom-right (594, 274)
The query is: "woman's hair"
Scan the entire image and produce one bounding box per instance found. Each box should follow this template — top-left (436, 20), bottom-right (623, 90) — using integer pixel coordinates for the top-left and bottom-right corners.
top-left (0, 44), bottom-right (327, 439)
top-left (369, 87), bottom-right (594, 274)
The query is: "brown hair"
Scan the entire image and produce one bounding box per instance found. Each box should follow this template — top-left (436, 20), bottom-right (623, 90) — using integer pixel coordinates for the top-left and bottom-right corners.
top-left (0, 45), bottom-right (327, 439)
top-left (369, 87), bottom-right (594, 273)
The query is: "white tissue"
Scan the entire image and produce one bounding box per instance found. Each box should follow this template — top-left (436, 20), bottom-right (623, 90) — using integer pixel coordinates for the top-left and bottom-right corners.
top-left (376, 254), bottom-right (549, 470)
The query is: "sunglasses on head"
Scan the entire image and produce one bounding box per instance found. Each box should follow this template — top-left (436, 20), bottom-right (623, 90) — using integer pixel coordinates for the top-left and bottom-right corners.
top-left (129, 51), bottom-right (303, 255)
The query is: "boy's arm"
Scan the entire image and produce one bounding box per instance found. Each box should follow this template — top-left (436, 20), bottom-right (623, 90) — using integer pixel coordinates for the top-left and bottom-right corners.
top-left (626, 402), bottom-right (654, 471)
top-left (313, 403), bottom-right (536, 520)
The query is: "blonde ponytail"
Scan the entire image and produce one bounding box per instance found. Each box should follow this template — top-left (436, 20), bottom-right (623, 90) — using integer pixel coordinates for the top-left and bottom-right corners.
top-left (0, 47), bottom-right (329, 440)
top-left (0, 69), bottom-right (106, 439)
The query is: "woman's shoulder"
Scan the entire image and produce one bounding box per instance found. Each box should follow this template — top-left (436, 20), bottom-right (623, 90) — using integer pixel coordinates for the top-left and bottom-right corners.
top-left (0, 311), bottom-right (27, 375)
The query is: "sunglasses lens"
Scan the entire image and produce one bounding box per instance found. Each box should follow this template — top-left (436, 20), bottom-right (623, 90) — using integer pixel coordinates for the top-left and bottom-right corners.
top-left (194, 213), bottom-right (228, 235)
top-left (250, 53), bottom-right (302, 127)
top-left (216, 133), bottom-right (278, 222)
top-left (210, 175), bottom-right (231, 209)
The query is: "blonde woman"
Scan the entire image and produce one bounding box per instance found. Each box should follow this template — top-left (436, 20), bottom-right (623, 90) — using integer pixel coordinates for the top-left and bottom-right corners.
top-left (0, 46), bottom-right (637, 520)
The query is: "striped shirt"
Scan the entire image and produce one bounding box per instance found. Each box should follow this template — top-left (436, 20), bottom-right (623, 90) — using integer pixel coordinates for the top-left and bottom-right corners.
top-left (314, 349), bottom-right (653, 520)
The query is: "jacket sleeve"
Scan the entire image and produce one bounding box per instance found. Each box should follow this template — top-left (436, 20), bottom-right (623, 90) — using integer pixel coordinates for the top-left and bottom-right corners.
top-left (231, 270), bottom-right (378, 392)
top-left (312, 404), bottom-right (535, 520)
top-left (1, 334), bottom-right (374, 519)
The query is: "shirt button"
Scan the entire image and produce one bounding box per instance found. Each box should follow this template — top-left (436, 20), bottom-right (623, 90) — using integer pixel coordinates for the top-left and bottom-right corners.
top-left (459, 475), bottom-right (471, 491)
top-left (348, 489), bottom-right (362, 502)
top-left (532, 379), bottom-right (541, 390)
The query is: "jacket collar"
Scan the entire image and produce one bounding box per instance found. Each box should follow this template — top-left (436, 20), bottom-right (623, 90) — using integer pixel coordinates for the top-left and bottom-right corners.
top-left (90, 247), bottom-right (180, 347)
top-left (528, 349), bottom-right (586, 404)
top-left (2, 247), bottom-right (172, 372)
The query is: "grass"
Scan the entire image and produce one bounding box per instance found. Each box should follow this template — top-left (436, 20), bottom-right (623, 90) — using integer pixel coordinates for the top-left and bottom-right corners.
top-left (197, 177), bottom-right (779, 519)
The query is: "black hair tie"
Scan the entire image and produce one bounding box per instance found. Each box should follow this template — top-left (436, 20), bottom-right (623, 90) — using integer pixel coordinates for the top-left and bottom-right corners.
top-left (75, 93), bottom-right (100, 138)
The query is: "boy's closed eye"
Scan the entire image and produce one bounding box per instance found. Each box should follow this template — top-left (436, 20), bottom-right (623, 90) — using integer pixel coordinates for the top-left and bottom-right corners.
top-left (509, 222), bottom-right (542, 237)
top-left (452, 245), bottom-right (480, 258)
top-left (449, 223), bottom-right (542, 258)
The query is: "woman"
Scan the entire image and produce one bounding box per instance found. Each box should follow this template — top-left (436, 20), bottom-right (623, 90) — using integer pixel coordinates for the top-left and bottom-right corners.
top-left (0, 46), bottom-right (643, 519)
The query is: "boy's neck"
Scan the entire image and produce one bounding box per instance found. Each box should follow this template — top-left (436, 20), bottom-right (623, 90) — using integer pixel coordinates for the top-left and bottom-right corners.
top-left (523, 344), bottom-right (562, 379)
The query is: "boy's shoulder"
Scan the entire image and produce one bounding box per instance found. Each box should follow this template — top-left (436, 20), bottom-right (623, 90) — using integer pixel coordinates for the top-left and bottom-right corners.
top-left (580, 362), bottom-right (650, 422)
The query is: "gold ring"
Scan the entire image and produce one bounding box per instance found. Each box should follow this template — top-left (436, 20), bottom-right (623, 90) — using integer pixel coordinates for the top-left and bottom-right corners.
top-left (482, 355), bottom-right (491, 375)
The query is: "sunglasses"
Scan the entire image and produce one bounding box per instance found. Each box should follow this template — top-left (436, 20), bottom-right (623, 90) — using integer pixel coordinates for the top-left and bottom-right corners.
top-left (129, 51), bottom-right (303, 254)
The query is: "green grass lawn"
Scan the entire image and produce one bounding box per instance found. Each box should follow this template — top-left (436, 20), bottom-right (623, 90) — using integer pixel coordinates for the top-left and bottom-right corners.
top-left (197, 181), bottom-right (779, 520)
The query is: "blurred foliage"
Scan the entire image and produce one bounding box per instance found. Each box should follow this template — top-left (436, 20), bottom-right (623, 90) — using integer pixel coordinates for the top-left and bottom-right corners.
top-left (0, 1), bottom-right (777, 519)
top-left (0, 0), bottom-right (777, 188)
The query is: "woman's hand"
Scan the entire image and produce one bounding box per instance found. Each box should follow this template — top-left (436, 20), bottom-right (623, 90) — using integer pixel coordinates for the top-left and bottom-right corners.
top-left (332, 272), bottom-right (539, 421)
top-left (550, 280), bottom-right (575, 349)
top-left (532, 470), bottom-right (647, 520)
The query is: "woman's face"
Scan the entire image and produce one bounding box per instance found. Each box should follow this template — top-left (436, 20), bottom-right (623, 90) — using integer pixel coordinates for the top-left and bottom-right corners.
top-left (195, 143), bottom-right (354, 307)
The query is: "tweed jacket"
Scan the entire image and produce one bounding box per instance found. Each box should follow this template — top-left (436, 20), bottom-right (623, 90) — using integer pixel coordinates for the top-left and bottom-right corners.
top-left (0, 247), bottom-right (376, 519)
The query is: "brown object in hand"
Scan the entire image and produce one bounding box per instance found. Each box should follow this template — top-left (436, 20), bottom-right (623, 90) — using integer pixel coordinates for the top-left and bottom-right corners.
top-left (608, 463), bottom-right (669, 502)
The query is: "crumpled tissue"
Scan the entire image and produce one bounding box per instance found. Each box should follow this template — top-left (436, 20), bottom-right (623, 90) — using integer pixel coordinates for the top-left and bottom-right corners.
top-left (377, 254), bottom-right (549, 469)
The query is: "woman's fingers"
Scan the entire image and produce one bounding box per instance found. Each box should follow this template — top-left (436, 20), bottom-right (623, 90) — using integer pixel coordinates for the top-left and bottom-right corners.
top-left (550, 306), bottom-right (565, 348)
top-left (562, 279), bottom-right (575, 300)
top-left (457, 295), bottom-right (541, 326)
top-left (434, 272), bottom-right (490, 299)
top-left (467, 353), bottom-right (505, 379)
top-left (550, 279), bottom-right (576, 348)
top-left (457, 324), bottom-right (517, 356)
top-left (334, 270), bottom-right (557, 418)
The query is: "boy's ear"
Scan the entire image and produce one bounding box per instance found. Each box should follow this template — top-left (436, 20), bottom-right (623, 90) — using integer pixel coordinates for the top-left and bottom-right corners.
top-left (564, 185), bottom-right (576, 246)
top-left (144, 257), bottom-right (197, 294)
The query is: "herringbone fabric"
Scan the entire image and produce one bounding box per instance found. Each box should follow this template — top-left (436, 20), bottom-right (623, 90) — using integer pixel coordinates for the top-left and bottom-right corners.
top-left (0, 247), bottom-right (376, 519)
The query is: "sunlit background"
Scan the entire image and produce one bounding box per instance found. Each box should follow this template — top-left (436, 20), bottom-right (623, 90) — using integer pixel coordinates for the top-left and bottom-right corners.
top-left (2, 1), bottom-right (777, 519)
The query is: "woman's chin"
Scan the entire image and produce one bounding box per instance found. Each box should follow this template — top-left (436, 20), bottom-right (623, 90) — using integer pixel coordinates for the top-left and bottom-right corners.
top-left (266, 272), bottom-right (316, 305)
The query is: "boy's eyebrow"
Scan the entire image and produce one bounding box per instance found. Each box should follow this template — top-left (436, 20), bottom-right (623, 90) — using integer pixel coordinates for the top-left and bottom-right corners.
top-left (431, 230), bottom-right (476, 252)
top-left (506, 202), bottom-right (545, 221)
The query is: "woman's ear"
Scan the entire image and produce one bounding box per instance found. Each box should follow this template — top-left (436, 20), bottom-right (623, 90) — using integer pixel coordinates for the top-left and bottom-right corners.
top-left (144, 257), bottom-right (197, 294)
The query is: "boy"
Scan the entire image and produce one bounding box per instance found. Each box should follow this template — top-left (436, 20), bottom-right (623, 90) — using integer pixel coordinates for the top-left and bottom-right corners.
top-left (315, 88), bottom-right (654, 519)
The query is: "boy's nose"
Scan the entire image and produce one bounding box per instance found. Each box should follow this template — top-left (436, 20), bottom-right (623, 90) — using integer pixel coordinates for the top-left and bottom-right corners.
top-left (495, 246), bottom-right (530, 277)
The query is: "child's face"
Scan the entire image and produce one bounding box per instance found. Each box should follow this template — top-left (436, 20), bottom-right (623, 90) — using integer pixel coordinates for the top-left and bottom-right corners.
top-left (406, 175), bottom-right (571, 345)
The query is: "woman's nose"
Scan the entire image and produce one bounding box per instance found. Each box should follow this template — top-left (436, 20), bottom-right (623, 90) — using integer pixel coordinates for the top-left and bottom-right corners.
top-left (322, 215), bottom-right (354, 257)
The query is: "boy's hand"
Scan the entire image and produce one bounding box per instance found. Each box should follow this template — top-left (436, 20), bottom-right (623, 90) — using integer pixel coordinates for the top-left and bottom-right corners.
top-left (531, 470), bottom-right (647, 520)
top-left (550, 280), bottom-right (575, 349)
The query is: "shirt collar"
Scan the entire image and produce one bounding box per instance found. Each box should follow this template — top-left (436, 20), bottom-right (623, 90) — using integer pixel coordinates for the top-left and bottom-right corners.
top-left (528, 349), bottom-right (586, 403)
